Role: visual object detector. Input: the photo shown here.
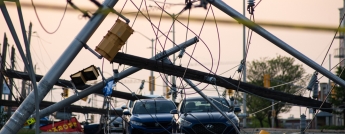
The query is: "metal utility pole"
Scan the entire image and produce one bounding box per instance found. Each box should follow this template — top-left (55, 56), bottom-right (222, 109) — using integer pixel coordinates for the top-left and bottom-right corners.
top-left (242, 0), bottom-right (247, 128)
top-left (7, 46), bottom-right (15, 117)
top-left (150, 39), bottom-right (154, 95)
top-left (339, 1), bottom-right (345, 67)
top-left (0, 33), bottom-right (8, 103)
top-left (207, 0), bottom-right (345, 88)
top-left (21, 22), bottom-right (32, 98)
top-left (171, 13), bottom-right (176, 102)
top-left (0, 0), bottom-right (119, 133)
top-left (34, 37), bottom-right (198, 118)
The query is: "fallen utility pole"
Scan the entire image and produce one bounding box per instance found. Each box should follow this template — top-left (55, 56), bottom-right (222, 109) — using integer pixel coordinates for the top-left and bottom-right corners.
top-left (3, 69), bottom-right (154, 100)
top-left (207, 0), bottom-right (345, 89)
top-left (33, 37), bottom-right (198, 118)
top-left (112, 52), bottom-right (333, 112)
top-left (0, 100), bottom-right (122, 116)
top-left (0, 0), bottom-right (119, 133)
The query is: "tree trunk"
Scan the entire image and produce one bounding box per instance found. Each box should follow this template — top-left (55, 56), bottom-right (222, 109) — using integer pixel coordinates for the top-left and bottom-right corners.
top-left (274, 116), bottom-right (279, 128)
top-left (268, 111), bottom-right (272, 127)
top-left (258, 119), bottom-right (264, 127)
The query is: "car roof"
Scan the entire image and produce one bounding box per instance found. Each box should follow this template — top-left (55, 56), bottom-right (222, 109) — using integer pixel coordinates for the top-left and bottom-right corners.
top-left (184, 96), bottom-right (227, 100)
top-left (135, 98), bottom-right (171, 102)
top-left (141, 94), bottom-right (164, 98)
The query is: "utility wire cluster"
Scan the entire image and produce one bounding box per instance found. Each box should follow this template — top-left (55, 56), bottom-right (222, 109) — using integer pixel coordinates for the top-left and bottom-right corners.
top-left (3, 0), bottom-right (345, 133)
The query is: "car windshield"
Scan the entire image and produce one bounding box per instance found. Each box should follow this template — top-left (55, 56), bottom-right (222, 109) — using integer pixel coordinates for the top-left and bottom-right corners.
top-left (132, 101), bottom-right (175, 114)
top-left (181, 97), bottom-right (230, 113)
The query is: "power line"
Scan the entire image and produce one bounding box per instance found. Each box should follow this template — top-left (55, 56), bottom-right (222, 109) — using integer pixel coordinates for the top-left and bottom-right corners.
top-left (4, 2), bottom-right (343, 32)
top-left (30, 0), bottom-right (67, 34)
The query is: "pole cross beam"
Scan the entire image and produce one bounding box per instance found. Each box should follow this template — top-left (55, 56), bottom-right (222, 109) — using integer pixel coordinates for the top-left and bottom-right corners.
top-left (112, 52), bottom-right (333, 112)
top-left (0, 100), bottom-right (123, 115)
top-left (3, 69), bottom-right (152, 101)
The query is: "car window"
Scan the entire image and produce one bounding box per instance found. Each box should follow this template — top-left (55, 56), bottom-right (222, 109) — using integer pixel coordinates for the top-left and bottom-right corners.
top-left (180, 97), bottom-right (230, 113)
top-left (132, 101), bottom-right (175, 114)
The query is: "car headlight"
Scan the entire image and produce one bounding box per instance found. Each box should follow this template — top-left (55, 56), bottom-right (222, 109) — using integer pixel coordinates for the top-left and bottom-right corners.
top-left (226, 118), bottom-right (239, 126)
top-left (177, 118), bottom-right (192, 127)
top-left (131, 121), bottom-right (143, 126)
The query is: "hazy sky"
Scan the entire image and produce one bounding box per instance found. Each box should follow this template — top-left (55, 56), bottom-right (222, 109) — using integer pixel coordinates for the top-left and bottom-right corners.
top-left (0, 0), bottom-right (343, 120)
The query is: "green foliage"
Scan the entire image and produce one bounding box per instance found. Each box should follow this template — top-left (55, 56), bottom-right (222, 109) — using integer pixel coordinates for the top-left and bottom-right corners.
top-left (330, 66), bottom-right (345, 114)
top-left (244, 55), bottom-right (307, 127)
top-left (17, 129), bottom-right (36, 134)
top-left (0, 109), bottom-right (9, 129)
top-left (320, 125), bottom-right (345, 130)
top-left (247, 116), bottom-right (270, 128)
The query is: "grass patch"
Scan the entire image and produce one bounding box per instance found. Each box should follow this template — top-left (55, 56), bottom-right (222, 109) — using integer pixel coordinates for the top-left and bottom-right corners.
top-left (18, 129), bottom-right (36, 134)
top-left (320, 125), bottom-right (345, 130)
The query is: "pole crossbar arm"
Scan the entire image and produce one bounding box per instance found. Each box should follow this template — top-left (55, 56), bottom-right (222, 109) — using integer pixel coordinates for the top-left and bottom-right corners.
top-left (207, 0), bottom-right (345, 88)
top-left (3, 69), bottom-right (151, 100)
top-left (35, 37), bottom-right (198, 118)
top-left (0, 0), bottom-right (119, 133)
top-left (112, 52), bottom-right (333, 112)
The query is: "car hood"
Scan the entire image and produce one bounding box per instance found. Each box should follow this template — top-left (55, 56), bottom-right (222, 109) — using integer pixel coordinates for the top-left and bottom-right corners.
top-left (131, 113), bottom-right (173, 122)
top-left (181, 112), bottom-right (238, 123)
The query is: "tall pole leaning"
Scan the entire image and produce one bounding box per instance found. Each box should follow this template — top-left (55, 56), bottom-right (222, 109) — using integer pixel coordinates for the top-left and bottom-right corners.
top-left (0, 33), bottom-right (8, 104)
top-left (207, 0), bottom-right (345, 88)
top-left (242, 0), bottom-right (247, 128)
top-left (0, 0), bottom-right (119, 133)
top-left (35, 37), bottom-right (198, 118)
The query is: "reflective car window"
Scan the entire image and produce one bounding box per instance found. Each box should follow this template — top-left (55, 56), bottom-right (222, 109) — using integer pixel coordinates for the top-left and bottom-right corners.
top-left (132, 101), bottom-right (175, 114)
top-left (181, 98), bottom-right (230, 113)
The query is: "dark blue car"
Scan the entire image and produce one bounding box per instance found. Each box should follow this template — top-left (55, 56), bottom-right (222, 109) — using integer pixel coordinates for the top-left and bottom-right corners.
top-left (172, 96), bottom-right (240, 134)
top-left (122, 98), bottom-right (176, 134)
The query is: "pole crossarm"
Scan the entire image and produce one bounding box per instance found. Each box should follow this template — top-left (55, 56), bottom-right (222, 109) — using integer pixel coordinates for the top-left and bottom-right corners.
top-left (2, 69), bottom-right (152, 101)
top-left (112, 52), bottom-right (333, 112)
top-left (0, 100), bottom-right (123, 115)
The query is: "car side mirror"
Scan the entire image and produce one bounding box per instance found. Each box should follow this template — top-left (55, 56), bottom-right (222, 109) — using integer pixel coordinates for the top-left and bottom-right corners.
top-left (234, 107), bottom-right (241, 113)
top-left (121, 105), bottom-right (128, 110)
top-left (123, 110), bottom-right (131, 115)
top-left (170, 109), bottom-right (178, 114)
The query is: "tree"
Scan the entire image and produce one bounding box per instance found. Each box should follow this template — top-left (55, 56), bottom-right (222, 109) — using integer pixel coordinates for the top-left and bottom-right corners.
top-left (245, 55), bottom-right (307, 127)
top-left (0, 109), bottom-right (9, 129)
top-left (329, 66), bottom-right (345, 124)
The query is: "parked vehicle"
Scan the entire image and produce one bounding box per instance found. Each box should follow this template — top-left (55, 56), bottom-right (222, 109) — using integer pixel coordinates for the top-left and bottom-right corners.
top-left (171, 96), bottom-right (240, 134)
top-left (122, 98), bottom-right (176, 134)
top-left (121, 95), bottom-right (164, 110)
top-left (111, 116), bottom-right (123, 132)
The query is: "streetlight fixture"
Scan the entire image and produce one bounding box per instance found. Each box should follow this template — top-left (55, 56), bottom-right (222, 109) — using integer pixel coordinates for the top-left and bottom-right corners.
top-left (134, 31), bottom-right (173, 95)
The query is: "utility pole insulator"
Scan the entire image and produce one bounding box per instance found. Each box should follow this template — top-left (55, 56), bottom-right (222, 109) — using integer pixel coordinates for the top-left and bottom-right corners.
top-left (307, 72), bottom-right (318, 91)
